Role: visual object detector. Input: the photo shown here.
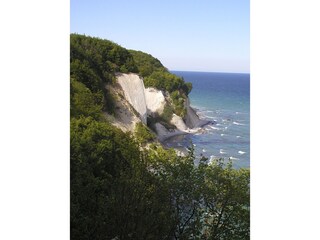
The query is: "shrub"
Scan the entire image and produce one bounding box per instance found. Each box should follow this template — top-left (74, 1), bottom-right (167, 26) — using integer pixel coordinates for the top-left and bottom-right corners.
top-left (161, 103), bottom-right (174, 122)
top-left (134, 122), bottom-right (156, 144)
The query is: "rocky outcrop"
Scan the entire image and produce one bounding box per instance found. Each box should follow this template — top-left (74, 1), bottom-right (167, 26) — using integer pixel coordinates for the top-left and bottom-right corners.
top-left (170, 114), bottom-right (188, 131)
top-left (117, 73), bottom-right (147, 124)
top-left (104, 84), bottom-right (142, 132)
top-left (184, 98), bottom-right (210, 128)
top-left (145, 87), bottom-right (166, 116)
top-left (154, 123), bottom-right (186, 142)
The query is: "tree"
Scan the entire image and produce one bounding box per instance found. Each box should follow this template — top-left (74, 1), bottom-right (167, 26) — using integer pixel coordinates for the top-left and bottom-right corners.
top-left (146, 146), bottom-right (250, 239)
top-left (70, 78), bottom-right (103, 120)
top-left (197, 159), bottom-right (250, 240)
top-left (71, 118), bottom-right (250, 239)
top-left (71, 117), bottom-right (174, 239)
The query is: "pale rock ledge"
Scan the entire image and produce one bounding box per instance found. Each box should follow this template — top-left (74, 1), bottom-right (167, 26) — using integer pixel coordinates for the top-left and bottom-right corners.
top-left (145, 87), bottom-right (166, 116)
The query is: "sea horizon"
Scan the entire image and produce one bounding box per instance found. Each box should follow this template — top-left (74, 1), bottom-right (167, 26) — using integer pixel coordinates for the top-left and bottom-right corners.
top-left (170, 69), bottom-right (250, 75)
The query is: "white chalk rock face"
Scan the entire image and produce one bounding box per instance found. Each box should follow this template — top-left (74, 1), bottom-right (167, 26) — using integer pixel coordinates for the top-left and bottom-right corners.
top-left (117, 73), bottom-right (147, 124)
top-left (170, 114), bottom-right (188, 131)
top-left (145, 87), bottom-right (166, 115)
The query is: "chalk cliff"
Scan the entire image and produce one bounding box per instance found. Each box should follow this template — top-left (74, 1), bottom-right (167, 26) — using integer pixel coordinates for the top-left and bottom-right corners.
top-left (117, 73), bottom-right (147, 124)
top-left (170, 114), bottom-right (188, 131)
top-left (145, 87), bottom-right (166, 116)
top-left (115, 73), bottom-right (209, 142)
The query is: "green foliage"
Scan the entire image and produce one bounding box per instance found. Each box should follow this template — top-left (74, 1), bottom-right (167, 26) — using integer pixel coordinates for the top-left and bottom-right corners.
top-left (134, 122), bottom-right (156, 144)
top-left (70, 59), bottom-right (102, 93)
top-left (171, 90), bottom-right (187, 117)
top-left (147, 146), bottom-right (250, 239)
top-left (130, 50), bottom-right (192, 96)
top-left (161, 103), bottom-right (174, 122)
top-left (71, 117), bottom-right (173, 239)
top-left (129, 50), bottom-right (164, 77)
top-left (71, 34), bottom-right (138, 81)
top-left (144, 71), bottom-right (189, 95)
top-left (183, 81), bottom-right (193, 96)
top-left (198, 159), bottom-right (250, 239)
top-left (71, 117), bottom-right (250, 239)
top-left (71, 34), bottom-right (139, 114)
top-left (70, 78), bottom-right (103, 120)
top-left (102, 88), bottom-right (116, 115)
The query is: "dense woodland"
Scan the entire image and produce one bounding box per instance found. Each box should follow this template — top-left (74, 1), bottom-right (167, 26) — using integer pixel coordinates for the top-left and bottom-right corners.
top-left (70, 34), bottom-right (250, 239)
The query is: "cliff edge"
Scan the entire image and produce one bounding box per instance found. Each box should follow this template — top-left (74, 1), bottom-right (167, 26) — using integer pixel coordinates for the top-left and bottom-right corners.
top-left (115, 73), bottom-right (209, 142)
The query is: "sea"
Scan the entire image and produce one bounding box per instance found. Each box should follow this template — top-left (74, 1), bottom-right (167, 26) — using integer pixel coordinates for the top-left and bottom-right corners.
top-left (167, 71), bottom-right (250, 169)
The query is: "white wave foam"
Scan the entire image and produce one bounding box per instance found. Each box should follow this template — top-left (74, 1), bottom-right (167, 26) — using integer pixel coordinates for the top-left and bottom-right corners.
top-left (233, 121), bottom-right (245, 126)
top-left (204, 116), bottom-right (216, 119)
top-left (236, 136), bottom-right (241, 138)
top-left (230, 157), bottom-right (239, 160)
top-left (220, 149), bottom-right (226, 154)
top-left (202, 149), bottom-right (206, 153)
top-left (238, 151), bottom-right (246, 155)
top-left (208, 126), bottom-right (220, 130)
top-left (193, 144), bottom-right (196, 147)
top-left (220, 134), bottom-right (225, 136)
top-left (235, 111), bottom-right (248, 115)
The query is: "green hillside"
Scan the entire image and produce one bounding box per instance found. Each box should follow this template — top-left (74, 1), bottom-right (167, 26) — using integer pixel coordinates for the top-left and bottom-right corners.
top-left (70, 34), bottom-right (192, 118)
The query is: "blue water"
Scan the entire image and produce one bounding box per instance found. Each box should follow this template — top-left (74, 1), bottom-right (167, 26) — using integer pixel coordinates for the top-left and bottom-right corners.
top-left (169, 71), bottom-right (250, 169)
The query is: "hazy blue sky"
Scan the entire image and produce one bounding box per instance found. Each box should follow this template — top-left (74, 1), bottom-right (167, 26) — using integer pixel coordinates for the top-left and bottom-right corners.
top-left (71, 0), bottom-right (249, 73)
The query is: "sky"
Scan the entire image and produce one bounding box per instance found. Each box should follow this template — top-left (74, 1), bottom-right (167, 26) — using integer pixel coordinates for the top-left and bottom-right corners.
top-left (71, 0), bottom-right (249, 73)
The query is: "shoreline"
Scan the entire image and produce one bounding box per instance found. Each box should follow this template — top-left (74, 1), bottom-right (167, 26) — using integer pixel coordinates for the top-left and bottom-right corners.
top-left (158, 130), bottom-right (189, 142)
top-left (159, 119), bottom-right (213, 143)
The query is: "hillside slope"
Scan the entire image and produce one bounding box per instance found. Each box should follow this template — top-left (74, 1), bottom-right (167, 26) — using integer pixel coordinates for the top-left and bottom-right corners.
top-left (70, 34), bottom-right (208, 142)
